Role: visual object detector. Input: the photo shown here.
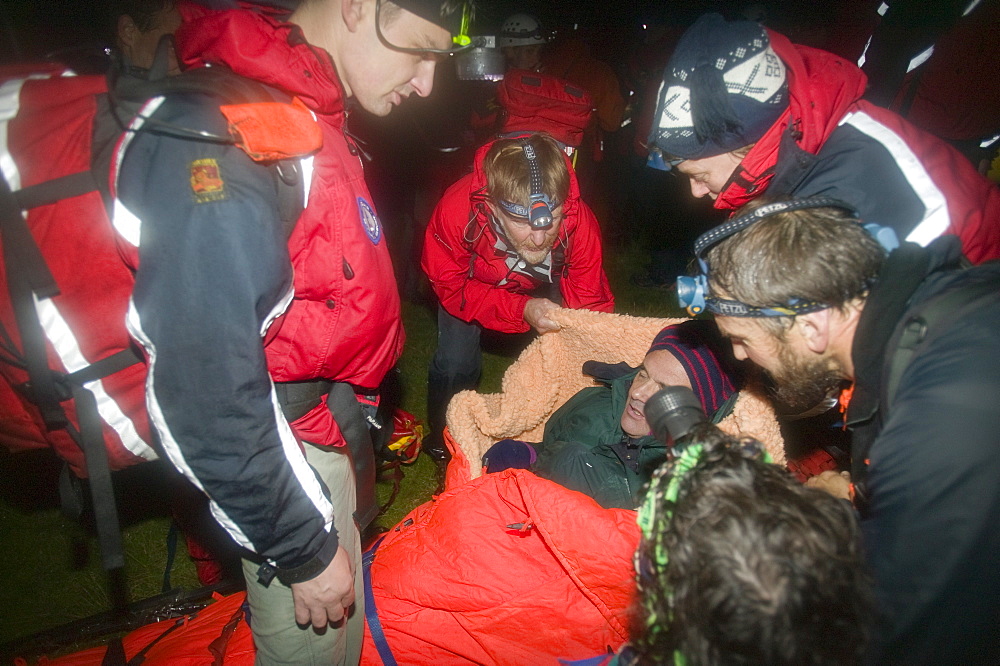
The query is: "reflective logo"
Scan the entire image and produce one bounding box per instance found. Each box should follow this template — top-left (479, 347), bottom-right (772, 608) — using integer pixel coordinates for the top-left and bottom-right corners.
top-left (357, 197), bottom-right (382, 245)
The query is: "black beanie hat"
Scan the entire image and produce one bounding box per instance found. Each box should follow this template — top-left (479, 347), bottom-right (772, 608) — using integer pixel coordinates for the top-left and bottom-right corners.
top-left (390, 0), bottom-right (469, 37)
top-left (648, 13), bottom-right (788, 161)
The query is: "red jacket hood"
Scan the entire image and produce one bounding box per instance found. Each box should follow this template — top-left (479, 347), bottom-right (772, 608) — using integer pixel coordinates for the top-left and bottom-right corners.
top-left (715, 30), bottom-right (868, 210)
top-left (175, 1), bottom-right (345, 118)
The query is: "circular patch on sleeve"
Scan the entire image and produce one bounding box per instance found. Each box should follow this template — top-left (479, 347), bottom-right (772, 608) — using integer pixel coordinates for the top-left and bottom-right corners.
top-left (357, 197), bottom-right (382, 245)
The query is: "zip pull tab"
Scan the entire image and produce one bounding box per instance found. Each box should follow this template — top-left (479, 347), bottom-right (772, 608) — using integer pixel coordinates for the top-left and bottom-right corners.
top-left (459, 254), bottom-right (476, 311)
top-left (343, 127), bottom-right (373, 162)
top-left (343, 257), bottom-right (355, 280)
top-left (505, 520), bottom-right (534, 536)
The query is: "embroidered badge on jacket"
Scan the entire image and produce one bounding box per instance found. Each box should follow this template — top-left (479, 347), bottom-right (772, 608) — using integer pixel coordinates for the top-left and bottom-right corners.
top-left (190, 158), bottom-right (227, 203)
top-left (358, 197), bottom-right (382, 244)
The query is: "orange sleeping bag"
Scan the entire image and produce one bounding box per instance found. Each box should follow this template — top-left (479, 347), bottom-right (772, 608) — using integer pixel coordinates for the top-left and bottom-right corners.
top-left (361, 469), bottom-right (640, 665)
top-left (22, 593), bottom-right (253, 666)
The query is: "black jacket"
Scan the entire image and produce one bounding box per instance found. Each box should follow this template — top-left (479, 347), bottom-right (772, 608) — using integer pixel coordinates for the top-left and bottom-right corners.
top-left (847, 236), bottom-right (1000, 664)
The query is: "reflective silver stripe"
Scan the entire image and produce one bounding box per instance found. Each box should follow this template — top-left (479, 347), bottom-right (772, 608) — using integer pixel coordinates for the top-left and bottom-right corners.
top-left (0, 73), bottom-right (156, 461)
top-left (127, 295), bottom-right (333, 554)
top-left (301, 154), bottom-right (314, 207)
top-left (840, 110), bottom-right (950, 246)
top-left (0, 76), bottom-right (40, 188)
top-left (907, 46), bottom-right (934, 73)
top-left (35, 295), bottom-right (157, 460)
top-left (262, 285), bottom-right (294, 336)
top-left (112, 198), bottom-right (142, 248)
top-left (111, 96), bottom-right (166, 247)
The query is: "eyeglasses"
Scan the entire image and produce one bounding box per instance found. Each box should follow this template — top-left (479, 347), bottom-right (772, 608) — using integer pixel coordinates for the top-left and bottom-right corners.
top-left (374, 0), bottom-right (474, 56)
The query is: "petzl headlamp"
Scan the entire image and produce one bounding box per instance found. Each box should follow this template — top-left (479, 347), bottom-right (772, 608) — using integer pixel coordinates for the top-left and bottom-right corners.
top-left (375, 0), bottom-right (474, 55)
top-left (676, 196), bottom-right (899, 318)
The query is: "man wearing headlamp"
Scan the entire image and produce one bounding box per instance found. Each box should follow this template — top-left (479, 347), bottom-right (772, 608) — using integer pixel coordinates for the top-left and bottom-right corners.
top-left (646, 13), bottom-right (1000, 264)
top-left (690, 196), bottom-right (1000, 665)
top-left (422, 133), bottom-right (614, 465)
top-left (112, 0), bottom-right (473, 663)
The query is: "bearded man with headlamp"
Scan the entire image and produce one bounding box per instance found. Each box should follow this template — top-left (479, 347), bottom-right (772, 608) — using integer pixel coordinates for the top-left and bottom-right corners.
top-left (421, 132), bottom-right (614, 465)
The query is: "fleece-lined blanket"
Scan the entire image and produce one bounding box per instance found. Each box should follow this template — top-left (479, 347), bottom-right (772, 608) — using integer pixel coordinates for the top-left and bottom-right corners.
top-left (445, 308), bottom-right (785, 488)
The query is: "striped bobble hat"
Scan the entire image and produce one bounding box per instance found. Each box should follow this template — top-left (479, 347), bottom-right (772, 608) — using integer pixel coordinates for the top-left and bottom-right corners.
top-left (648, 13), bottom-right (788, 160)
top-left (647, 319), bottom-right (739, 415)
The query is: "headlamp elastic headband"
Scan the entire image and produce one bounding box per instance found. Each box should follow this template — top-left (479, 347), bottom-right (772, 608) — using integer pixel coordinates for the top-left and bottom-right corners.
top-left (703, 296), bottom-right (828, 318)
top-left (497, 197), bottom-right (561, 219)
top-left (677, 196), bottom-right (867, 318)
top-left (374, 0), bottom-right (474, 55)
top-left (519, 138), bottom-right (554, 229)
top-left (691, 196), bottom-right (859, 261)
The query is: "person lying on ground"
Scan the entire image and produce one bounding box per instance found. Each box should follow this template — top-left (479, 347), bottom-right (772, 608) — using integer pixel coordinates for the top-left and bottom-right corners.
top-left (483, 319), bottom-right (741, 509)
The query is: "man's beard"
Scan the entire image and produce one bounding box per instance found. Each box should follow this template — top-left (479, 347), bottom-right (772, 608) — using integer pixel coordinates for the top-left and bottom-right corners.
top-left (768, 344), bottom-right (846, 414)
top-left (515, 237), bottom-right (555, 265)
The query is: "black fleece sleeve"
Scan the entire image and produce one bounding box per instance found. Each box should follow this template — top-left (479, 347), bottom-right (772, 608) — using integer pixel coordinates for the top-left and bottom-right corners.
top-left (117, 94), bottom-right (338, 573)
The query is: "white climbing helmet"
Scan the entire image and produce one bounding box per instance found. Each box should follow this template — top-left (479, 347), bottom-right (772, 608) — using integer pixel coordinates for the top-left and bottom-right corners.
top-left (497, 13), bottom-right (548, 48)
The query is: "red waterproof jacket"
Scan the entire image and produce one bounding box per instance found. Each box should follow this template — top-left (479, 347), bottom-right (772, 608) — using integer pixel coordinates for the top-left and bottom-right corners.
top-left (715, 28), bottom-right (1000, 265)
top-left (361, 469), bottom-right (639, 665)
top-left (422, 141), bottom-right (614, 333)
top-left (109, 3), bottom-right (402, 570)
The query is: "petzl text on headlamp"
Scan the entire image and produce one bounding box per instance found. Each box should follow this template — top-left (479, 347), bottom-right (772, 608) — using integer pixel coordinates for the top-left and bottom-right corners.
top-left (675, 196), bottom-right (899, 318)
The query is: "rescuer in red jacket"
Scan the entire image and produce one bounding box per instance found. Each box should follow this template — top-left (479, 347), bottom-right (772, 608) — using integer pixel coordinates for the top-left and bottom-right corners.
top-left (646, 12), bottom-right (1000, 265)
top-left (421, 133), bottom-right (614, 462)
top-left (110, 0), bottom-right (473, 663)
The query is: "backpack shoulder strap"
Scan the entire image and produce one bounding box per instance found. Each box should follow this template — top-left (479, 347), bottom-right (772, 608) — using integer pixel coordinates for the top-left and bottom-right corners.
top-left (108, 65), bottom-right (307, 237)
top-left (884, 275), bottom-right (1000, 409)
top-left (852, 271), bottom-right (1000, 511)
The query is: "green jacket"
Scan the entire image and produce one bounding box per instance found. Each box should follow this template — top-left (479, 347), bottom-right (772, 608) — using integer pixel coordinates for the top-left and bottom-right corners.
top-left (535, 365), bottom-right (736, 509)
top-left (534, 369), bottom-right (665, 509)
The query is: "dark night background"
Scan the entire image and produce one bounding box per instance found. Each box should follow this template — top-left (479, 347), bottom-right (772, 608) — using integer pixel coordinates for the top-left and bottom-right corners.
top-left (0, 1), bottom-right (847, 65)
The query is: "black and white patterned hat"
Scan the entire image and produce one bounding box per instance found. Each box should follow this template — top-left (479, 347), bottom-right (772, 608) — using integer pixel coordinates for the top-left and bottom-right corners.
top-left (648, 13), bottom-right (789, 161)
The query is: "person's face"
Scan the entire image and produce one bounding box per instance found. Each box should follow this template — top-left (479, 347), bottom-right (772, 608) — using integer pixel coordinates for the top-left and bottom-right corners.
top-left (675, 152), bottom-right (743, 200)
top-left (715, 316), bottom-right (844, 412)
top-left (339, 3), bottom-right (452, 116)
top-left (492, 203), bottom-right (564, 265)
top-left (621, 349), bottom-right (691, 438)
top-left (502, 44), bottom-right (543, 71)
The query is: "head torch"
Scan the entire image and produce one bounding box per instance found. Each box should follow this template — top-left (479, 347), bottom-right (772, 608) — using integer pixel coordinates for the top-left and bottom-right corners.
top-left (374, 0), bottom-right (474, 55)
top-left (676, 196), bottom-right (899, 318)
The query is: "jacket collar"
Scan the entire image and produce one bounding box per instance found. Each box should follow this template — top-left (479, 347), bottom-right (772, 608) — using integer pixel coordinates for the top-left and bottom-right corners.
top-left (713, 30), bottom-right (867, 211)
top-left (175, 1), bottom-right (345, 118)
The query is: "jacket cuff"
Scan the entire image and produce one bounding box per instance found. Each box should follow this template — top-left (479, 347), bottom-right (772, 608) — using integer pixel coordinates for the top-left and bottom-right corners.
top-left (511, 295), bottom-right (533, 328)
top-left (259, 528), bottom-right (340, 587)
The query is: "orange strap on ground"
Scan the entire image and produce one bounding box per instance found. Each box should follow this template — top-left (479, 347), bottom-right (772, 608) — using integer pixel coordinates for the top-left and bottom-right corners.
top-left (220, 97), bottom-right (322, 162)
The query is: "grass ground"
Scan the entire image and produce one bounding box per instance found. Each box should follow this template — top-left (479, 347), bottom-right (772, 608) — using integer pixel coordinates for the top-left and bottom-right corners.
top-left (0, 239), bottom-right (682, 659)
